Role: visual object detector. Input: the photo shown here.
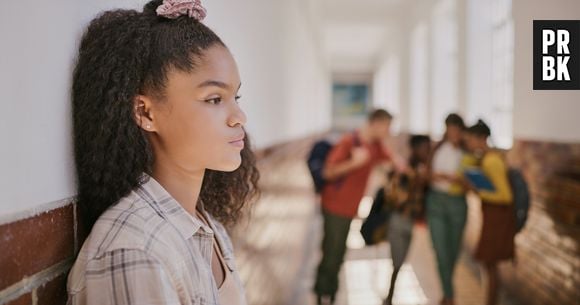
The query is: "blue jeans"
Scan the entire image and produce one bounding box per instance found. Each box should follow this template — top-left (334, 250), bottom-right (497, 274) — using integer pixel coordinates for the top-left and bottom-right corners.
top-left (426, 190), bottom-right (467, 298)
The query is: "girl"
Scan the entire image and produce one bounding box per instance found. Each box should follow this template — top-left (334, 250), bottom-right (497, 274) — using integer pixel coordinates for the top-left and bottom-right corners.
top-left (426, 113), bottom-right (472, 305)
top-left (67, 1), bottom-right (259, 304)
top-left (464, 120), bottom-right (515, 305)
top-left (382, 135), bottom-right (431, 305)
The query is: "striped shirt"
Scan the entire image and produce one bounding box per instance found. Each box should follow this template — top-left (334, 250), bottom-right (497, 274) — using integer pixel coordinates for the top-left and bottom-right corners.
top-left (67, 174), bottom-right (247, 305)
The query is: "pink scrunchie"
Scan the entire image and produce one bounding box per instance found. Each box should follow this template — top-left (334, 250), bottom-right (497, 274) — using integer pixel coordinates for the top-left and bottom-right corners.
top-left (156, 0), bottom-right (207, 21)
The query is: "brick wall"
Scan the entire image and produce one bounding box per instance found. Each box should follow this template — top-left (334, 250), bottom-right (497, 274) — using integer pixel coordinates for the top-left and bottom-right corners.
top-left (463, 139), bottom-right (580, 305)
top-left (0, 203), bottom-right (81, 305)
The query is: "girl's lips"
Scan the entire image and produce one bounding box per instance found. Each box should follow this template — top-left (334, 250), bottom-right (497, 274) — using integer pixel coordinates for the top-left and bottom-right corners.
top-left (229, 139), bottom-right (245, 149)
top-left (230, 136), bottom-right (245, 148)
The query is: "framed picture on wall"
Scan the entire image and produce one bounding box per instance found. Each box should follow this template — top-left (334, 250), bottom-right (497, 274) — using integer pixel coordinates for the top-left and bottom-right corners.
top-left (332, 83), bottom-right (370, 130)
top-left (332, 83), bottom-right (369, 119)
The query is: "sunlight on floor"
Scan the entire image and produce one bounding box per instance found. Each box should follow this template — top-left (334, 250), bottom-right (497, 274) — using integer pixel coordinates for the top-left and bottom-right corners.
top-left (357, 196), bottom-right (374, 219)
top-left (344, 195), bottom-right (428, 305)
top-left (345, 259), bottom-right (428, 305)
top-left (347, 196), bottom-right (375, 249)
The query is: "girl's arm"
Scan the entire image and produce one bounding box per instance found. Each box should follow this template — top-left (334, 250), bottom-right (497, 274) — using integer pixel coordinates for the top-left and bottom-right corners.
top-left (478, 154), bottom-right (513, 204)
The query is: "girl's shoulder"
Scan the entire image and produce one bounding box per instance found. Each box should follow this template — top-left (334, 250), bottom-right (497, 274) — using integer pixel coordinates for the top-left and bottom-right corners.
top-left (482, 150), bottom-right (507, 168)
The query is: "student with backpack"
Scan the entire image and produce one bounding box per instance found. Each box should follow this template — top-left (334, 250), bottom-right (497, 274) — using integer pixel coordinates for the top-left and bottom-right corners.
top-left (359, 135), bottom-right (431, 248)
top-left (312, 109), bottom-right (398, 305)
top-left (382, 135), bottom-right (431, 305)
top-left (463, 120), bottom-right (516, 305)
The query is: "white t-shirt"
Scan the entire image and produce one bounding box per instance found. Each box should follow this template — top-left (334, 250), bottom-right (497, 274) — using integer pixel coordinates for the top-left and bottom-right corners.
top-left (431, 142), bottom-right (464, 192)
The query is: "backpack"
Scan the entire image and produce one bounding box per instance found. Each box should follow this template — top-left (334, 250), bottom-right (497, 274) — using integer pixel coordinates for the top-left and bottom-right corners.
top-left (481, 151), bottom-right (530, 233)
top-left (307, 132), bottom-right (360, 193)
top-left (508, 168), bottom-right (530, 233)
top-left (307, 140), bottom-right (333, 193)
top-left (360, 187), bottom-right (393, 245)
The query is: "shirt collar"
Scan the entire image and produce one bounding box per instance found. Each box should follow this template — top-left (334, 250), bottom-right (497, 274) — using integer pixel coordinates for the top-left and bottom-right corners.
top-left (136, 173), bottom-right (213, 239)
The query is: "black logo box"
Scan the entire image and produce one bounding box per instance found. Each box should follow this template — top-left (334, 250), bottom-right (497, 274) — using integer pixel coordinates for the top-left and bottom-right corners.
top-left (533, 20), bottom-right (580, 90)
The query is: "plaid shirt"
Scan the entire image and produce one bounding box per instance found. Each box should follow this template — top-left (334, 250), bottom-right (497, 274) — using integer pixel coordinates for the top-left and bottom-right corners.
top-left (67, 174), bottom-right (247, 305)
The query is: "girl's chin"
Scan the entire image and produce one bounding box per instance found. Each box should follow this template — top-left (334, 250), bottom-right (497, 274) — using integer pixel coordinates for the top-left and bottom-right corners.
top-left (209, 156), bottom-right (242, 172)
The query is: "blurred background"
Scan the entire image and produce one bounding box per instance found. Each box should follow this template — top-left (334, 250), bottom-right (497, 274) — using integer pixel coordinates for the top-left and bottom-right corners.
top-left (1, 0), bottom-right (579, 305)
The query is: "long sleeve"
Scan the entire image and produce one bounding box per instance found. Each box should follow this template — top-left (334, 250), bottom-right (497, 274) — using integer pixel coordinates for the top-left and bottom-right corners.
top-left (478, 153), bottom-right (513, 204)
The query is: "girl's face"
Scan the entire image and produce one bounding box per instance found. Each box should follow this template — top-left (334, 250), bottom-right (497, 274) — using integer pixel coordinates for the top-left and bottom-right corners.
top-left (464, 133), bottom-right (485, 152)
top-left (142, 45), bottom-right (246, 173)
top-left (414, 142), bottom-right (431, 163)
top-left (445, 124), bottom-right (463, 145)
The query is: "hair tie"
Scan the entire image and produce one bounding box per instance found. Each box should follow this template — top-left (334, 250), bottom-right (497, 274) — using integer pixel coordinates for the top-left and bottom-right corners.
top-left (156, 0), bottom-right (207, 21)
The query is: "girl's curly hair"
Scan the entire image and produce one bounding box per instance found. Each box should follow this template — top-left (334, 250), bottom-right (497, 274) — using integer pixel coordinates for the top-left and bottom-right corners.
top-left (73, 0), bottom-right (260, 230)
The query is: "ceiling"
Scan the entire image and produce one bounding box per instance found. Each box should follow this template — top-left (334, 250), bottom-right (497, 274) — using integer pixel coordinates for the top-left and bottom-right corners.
top-left (309, 0), bottom-right (421, 75)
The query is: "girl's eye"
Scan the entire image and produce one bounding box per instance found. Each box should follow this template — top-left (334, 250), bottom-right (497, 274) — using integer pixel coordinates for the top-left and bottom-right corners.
top-left (235, 95), bottom-right (242, 103)
top-left (206, 97), bottom-right (222, 105)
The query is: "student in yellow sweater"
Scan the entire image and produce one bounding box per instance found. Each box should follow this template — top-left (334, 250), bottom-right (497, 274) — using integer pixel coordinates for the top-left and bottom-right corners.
top-left (463, 120), bottom-right (515, 305)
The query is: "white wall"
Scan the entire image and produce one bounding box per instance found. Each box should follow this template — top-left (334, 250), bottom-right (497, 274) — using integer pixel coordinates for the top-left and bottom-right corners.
top-left (205, 0), bottom-right (331, 147)
top-left (430, 0), bottom-right (459, 138)
top-left (0, 0), bottom-right (145, 221)
top-left (465, 0), bottom-right (493, 126)
top-left (279, 0), bottom-right (332, 141)
top-left (373, 53), bottom-right (401, 132)
top-left (512, 0), bottom-right (580, 143)
top-left (0, 0), bottom-right (329, 221)
top-left (408, 22), bottom-right (430, 134)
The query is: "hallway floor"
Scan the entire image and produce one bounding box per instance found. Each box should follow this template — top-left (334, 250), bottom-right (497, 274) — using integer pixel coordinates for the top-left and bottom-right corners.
top-left (232, 142), bottom-right (519, 305)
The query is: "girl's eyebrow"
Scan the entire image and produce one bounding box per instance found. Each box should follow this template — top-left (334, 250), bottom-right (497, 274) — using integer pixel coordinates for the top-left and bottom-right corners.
top-left (197, 80), bottom-right (242, 90)
top-left (197, 80), bottom-right (228, 89)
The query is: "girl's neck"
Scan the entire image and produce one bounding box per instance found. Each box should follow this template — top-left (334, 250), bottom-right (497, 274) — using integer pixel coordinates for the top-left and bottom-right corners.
top-left (151, 159), bottom-right (205, 216)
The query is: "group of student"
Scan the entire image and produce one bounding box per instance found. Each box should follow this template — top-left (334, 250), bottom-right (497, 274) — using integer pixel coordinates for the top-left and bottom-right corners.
top-left (312, 110), bottom-right (517, 305)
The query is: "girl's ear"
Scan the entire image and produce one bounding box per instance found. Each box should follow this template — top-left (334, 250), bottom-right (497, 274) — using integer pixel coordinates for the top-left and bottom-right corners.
top-left (133, 95), bottom-right (157, 132)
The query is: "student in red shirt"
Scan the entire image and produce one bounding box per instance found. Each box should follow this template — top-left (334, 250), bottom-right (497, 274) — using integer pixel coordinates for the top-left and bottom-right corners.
top-left (314, 109), bottom-right (400, 305)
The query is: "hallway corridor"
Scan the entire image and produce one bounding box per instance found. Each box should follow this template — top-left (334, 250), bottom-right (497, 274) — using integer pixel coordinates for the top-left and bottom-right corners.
top-left (233, 141), bottom-right (519, 305)
top-left (1, 1), bottom-right (579, 304)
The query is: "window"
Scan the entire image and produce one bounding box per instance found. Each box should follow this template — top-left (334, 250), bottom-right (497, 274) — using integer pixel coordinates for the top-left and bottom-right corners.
top-left (409, 22), bottom-right (429, 134)
top-left (373, 55), bottom-right (401, 132)
top-left (490, 0), bottom-right (514, 148)
top-left (431, 0), bottom-right (459, 138)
